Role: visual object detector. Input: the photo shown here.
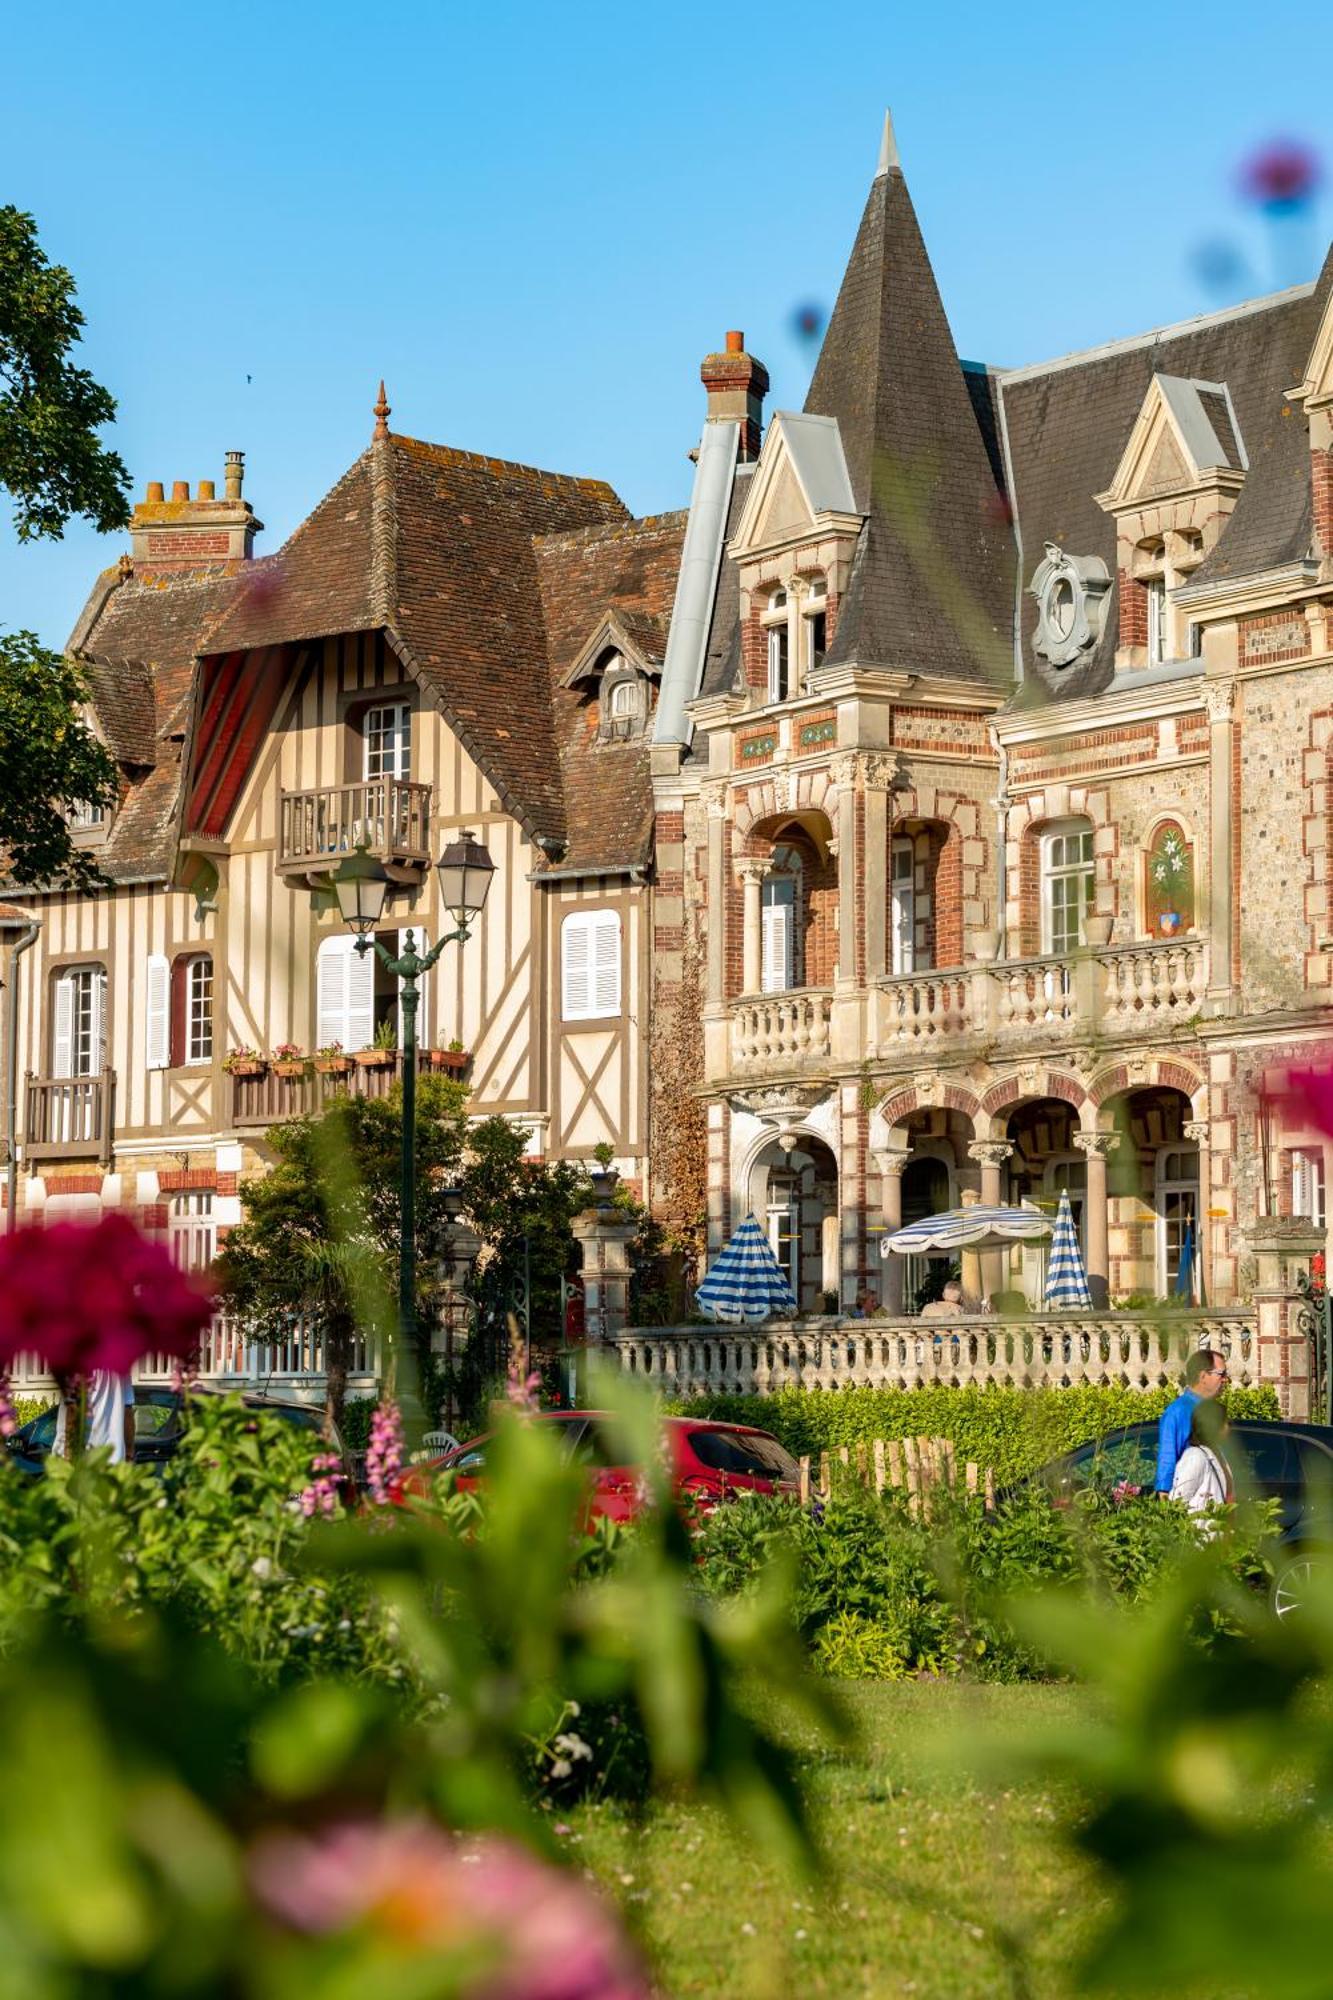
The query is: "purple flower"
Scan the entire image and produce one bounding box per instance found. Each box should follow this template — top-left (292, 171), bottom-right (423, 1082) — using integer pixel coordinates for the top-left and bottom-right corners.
top-left (364, 1398), bottom-right (404, 1505)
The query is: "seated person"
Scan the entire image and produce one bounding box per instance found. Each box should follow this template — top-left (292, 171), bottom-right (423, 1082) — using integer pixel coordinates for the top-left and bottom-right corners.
top-left (920, 1278), bottom-right (966, 1319)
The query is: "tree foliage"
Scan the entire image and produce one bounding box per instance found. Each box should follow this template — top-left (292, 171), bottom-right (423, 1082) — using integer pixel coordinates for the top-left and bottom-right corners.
top-left (0, 632), bottom-right (119, 887)
top-left (0, 205), bottom-right (130, 541)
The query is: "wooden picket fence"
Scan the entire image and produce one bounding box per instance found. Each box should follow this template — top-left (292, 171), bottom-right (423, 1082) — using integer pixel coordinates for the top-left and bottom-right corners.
top-left (797, 1434), bottom-right (996, 1516)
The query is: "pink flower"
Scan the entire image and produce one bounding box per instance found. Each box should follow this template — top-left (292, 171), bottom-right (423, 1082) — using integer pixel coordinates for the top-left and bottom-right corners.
top-left (364, 1397), bottom-right (404, 1505)
top-left (0, 1375), bottom-right (15, 1440)
top-left (249, 1820), bottom-right (650, 1998)
top-left (0, 1215), bottom-right (213, 1384)
top-left (506, 1357), bottom-right (542, 1416)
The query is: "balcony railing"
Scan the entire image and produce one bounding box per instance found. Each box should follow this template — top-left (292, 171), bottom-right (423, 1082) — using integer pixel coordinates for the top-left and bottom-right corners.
top-left (1098, 937), bottom-right (1207, 1029)
top-left (730, 989), bottom-right (832, 1068)
top-left (8, 1311), bottom-right (381, 1394)
top-left (607, 1306), bottom-right (1257, 1398)
top-left (873, 970), bottom-right (970, 1048)
top-left (277, 778), bottom-right (433, 879)
top-left (24, 1069), bottom-right (115, 1163)
top-left (230, 1054), bottom-right (406, 1129)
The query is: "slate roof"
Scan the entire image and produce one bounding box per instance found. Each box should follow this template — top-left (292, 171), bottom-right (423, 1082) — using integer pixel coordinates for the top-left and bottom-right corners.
top-left (535, 512), bottom-right (687, 872)
top-left (803, 161), bottom-right (1015, 687)
top-left (994, 273), bottom-right (1323, 703)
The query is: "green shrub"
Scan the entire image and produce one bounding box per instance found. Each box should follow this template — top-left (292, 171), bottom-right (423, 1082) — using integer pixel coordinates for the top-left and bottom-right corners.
top-left (339, 1394), bottom-right (377, 1453)
top-left (670, 1382), bottom-right (1281, 1484)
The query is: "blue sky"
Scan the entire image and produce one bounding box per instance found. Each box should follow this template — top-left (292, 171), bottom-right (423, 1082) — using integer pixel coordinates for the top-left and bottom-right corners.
top-left (3, 0), bottom-right (1328, 650)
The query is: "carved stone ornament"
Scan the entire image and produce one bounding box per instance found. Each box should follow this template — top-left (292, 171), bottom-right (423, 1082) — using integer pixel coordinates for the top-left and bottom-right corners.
top-left (1029, 542), bottom-right (1112, 669)
top-left (729, 1083), bottom-right (828, 1123)
top-left (1203, 680), bottom-right (1236, 724)
top-left (913, 1070), bottom-right (945, 1108)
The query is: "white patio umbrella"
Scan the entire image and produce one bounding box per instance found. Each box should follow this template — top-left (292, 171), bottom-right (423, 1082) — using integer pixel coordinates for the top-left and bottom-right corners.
top-left (880, 1205), bottom-right (1053, 1259)
top-left (1043, 1189), bottom-right (1093, 1310)
top-left (695, 1212), bottom-right (799, 1324)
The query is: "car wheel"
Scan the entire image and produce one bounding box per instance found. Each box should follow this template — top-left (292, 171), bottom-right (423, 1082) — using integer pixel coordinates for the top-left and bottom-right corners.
top-left (1272, 1550), bottom-right (1333, 1621)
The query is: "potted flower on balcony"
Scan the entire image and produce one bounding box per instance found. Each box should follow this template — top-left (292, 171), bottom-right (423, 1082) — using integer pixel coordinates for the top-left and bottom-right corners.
top-left (222, 1046), bottom-right (266, 1078)
top-left (313, 1041), bottom-right (351, 1076)
top-left (354, 1018), bottom-right (399, 1068)
top-left (1150, 827), bottom-right (1192, 936)
top-left (429, 1037), bottom-right (471, 1076)
top-left (271, 1042), bottom-right (309, 1079)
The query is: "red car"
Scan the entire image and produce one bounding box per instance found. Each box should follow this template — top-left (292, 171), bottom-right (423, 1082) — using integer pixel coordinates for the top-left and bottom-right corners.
top-left (395, 1409), bottom-right (801, 1521)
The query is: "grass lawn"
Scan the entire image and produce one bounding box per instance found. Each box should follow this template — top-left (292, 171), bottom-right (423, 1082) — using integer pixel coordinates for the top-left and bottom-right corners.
top-left (568, 1680), bottom-right (1101, 1999)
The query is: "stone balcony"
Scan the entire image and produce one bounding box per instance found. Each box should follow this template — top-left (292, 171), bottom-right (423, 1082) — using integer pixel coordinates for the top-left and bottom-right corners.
top-left (718, 937), bottom-right (1209, 1079)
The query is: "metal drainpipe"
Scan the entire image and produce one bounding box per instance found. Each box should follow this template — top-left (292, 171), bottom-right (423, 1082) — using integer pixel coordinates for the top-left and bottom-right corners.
top-left (989, 727), bottom-right (1010, 961)
top-left (4, 920), bottom-right (40, 1234)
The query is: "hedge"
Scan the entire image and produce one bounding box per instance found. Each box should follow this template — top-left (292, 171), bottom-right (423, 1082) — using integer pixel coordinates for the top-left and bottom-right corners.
top-left (666, 1382), bottom-right (1282, 1485)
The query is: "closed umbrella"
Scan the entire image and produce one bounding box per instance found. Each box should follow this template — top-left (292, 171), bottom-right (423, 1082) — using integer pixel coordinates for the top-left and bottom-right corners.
top-left (1043, 1189), bottom-right (1093, 1310)
top-left (1175, 1216), bottom-right (1197, 1302)
top-left (695, 1212), bottom-right (799, 1324)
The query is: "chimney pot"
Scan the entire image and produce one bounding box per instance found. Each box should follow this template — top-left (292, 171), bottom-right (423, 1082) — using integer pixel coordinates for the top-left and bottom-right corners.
top-left (224, 450), bottom-right (244, 500)
top-left (726, 330), bottom-right (744, 353)
top-left (146, 481), bottom-right (164, 503)
top-left (197, 478), bottom-right (215, 500)
top-left (172, 481), bottom-right (190, 502)
top-left (700, 334), bottom-right (769, 463)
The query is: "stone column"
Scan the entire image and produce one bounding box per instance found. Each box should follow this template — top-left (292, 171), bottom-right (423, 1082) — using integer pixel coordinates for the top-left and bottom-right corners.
top-left (705, 801), bottom-right (726, 1007)
top-left (968, 1140), bottom-right (1014, 1303)
top-left (863, 786), bottom-right (889, 982)
top-left (1074, 1131), bottom-right (1119, 1308)
top-left (1205, 677), bottom-right (1236, 1000)
top-left (875, 1146), bottom-right (910, 1313)
top-left (836, 785), bottom-right (858, 986)
top-left (738, 859), bottom-right (766, 996)
top-left (572, 1206), bottom-right (639, 1348)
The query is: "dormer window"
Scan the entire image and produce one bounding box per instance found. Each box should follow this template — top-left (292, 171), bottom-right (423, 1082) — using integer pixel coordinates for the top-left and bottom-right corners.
top-left (762, 587), bottom-right (791, 703)
top-left (804, 574), bottom-right (828, 672)
top-left (364, 702), bottom-right (411, 781)
top-left (598, 653), bottom-right (646, 740)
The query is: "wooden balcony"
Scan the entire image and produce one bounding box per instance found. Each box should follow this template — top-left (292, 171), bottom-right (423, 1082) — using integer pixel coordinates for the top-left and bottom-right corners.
top-left (230, 1053), bottom-right (407, 1130)
top-left (24, 1069), bottom-right (115, 1163)
top-left (277, 779), bottom-right (433, 883)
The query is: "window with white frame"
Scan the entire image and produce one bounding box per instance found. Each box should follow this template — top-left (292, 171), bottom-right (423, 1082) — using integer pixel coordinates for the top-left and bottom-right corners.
top-left (170, 1191), bottom-right (216, 1273)
top-left (804, 575), bottom-right (827, 673)
top-left (766, 1173), bottom-right (800, 1296)
top-left (52, 965), bottom-right (107, 1077)
top-left (767, 624), bottom-right (790, 704)
top-left (1156, 1147), bottom-right (1201, 1296)
top-left (760, 876), bottom-right (796, 993)
top-left (561, 910), bottom-right (621, 1021)
top-left (1293, 1148), bottom-right (1327, 1228)
top-left (609, 678), bottom-right (637, 720)
top-left (1146, 576), bottom-right (1167, 666)
top-left (1041, 822), bottom-right (1094, 955)
top-left (363, 702), bottom-right (412, 781)
top-left (890, 837), bottom-right (915, 975)
top-left (185, 954), bottom-right (213, 1065)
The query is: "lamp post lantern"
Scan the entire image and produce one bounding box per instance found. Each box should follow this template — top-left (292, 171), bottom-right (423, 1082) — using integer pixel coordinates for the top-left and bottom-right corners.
top-left (326, 833), bottom-right (493, 1415)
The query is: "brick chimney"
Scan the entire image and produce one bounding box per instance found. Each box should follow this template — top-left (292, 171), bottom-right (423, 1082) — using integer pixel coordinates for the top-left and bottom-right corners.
top-left (700, 330), bottom-right (768, 462)
top-left (129, 451), bottom-right (262, 570)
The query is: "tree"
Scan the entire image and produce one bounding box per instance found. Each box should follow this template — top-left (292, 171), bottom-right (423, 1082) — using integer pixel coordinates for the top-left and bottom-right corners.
top-left (0, 633), bottom-right (119, 888)
top-left (2, 207), bottom-right (132, 888)
top-left (0, 206), bottom-right (130, 542)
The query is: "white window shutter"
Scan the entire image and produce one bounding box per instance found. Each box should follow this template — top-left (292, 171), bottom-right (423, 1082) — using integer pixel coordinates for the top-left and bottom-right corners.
top-left (592, 914), bottom-right (621, 1016)
top-left (346, 940), bottom-right (375, 1051)
top-left (145, 954), bottom-right (170, 1070)
top-left (316, 937), bottom-right (347, 1050)
top-left (88, 969), bottom-right (107, 1073)
top-left (761, 882), bottom-right (794, 994)
top-left (562, 917), bottom-right (591, 1019)
top-left (52, 973), bottom-right (75, 1078)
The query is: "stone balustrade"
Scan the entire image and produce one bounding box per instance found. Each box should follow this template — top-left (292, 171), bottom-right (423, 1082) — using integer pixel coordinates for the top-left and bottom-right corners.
top-left (873, 971), bottom-right (970, 1048)
top-left (605, 1309), bottom-right (1257, 1397)
top-left (729, 988), bottom-right (832, 1067)
top-left (1098, 937), bottom-right (1207, 1029)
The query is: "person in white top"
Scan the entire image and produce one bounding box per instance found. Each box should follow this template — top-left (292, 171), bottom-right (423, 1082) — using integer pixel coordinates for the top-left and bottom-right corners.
top-left (52, 1372), bottom-right (136, 1464)
top-left (1170, 1398), bottom-right (1231, 1515)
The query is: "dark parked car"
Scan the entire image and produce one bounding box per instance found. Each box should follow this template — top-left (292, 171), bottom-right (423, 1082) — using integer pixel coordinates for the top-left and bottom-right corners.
top-left (5, 1384), bottom-right (351, 1489)
top-left (1032, 1418), bottom-right (1333, 1617)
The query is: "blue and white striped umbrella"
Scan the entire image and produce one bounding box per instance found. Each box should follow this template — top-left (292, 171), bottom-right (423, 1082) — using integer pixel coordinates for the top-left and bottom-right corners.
top-left (695, 1212), bottom-right (798, 1324)
top-left (1044, 1190), bottom-right (1093, 1310)
top-left (880, 1205), bottom-right (1052, 1258)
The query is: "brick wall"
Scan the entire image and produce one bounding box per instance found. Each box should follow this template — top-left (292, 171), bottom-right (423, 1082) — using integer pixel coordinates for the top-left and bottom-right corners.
top-left (1314, 449), bottom-right (1333, 558)
top-left (1118, 569), bottom-right (1147, 650)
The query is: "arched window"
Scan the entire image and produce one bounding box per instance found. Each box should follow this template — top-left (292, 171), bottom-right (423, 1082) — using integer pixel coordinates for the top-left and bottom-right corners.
top-left (182, 954), bottom-right (213, 1065)
top-left (609, 678), bottom-right (637, 719)
top-left (1145, 821), bottom-right (1194, 936)
top-left (890, 836), bottom-right (915, 974)
top-left (1156, 1146), bottom-right (1200, 1297)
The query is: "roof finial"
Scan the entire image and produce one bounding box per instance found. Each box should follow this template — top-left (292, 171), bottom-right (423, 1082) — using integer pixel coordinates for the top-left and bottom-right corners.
top-left (373, 380), bottom-right (391, 441)
top-left (876, 108), bottom-right (900, 179)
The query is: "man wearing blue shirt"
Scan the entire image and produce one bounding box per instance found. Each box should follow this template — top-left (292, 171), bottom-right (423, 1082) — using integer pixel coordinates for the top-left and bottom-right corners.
top-left (1155, 1348), bottom-right (1229, 1493)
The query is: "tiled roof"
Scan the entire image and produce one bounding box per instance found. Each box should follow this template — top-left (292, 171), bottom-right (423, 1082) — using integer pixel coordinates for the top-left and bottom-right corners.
top-left (535, 512), bottom-right (686, 872)
top-left (803, 163), bottom-right (1015, 687)
top-left (203, 436), bottom-right (629, 844)
top-left (997, 278), bottom-right (1321, 701)
top-left (66, 563), bottom-right (243, 882)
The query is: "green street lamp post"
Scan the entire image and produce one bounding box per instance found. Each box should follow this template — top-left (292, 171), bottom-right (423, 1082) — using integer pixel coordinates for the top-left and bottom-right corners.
top-left (330, 831), bottom-right (494, 1408)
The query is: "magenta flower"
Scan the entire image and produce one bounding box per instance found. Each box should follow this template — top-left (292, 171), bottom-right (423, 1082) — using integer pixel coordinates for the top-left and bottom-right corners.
top-left (0, 1376), bottom-right (16, 1440)
top-left (364, 1397), bottom-right (404, 1504)
top-left (0, 1214), bottom-right (213, 1384)
top-left (505, 1357), bottom-right (542, 1416)
top-left (249, 1820), bottom-right (650, 1997)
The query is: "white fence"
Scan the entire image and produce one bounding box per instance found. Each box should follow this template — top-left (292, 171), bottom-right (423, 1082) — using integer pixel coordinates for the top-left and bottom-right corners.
top-left (605, 1309), bottom-right (1257, 1398)
top-left (9, 1313), bottom-right (381, 1399)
